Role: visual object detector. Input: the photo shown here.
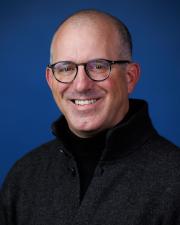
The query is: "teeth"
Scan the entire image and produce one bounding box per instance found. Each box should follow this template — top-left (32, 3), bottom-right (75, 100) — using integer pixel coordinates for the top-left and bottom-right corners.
top-left (74, 99), bottom-right (97, 105)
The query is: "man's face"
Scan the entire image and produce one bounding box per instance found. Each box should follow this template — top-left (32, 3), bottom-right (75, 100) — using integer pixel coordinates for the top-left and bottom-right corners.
top-left (46, 20), bottom-right (139, 137)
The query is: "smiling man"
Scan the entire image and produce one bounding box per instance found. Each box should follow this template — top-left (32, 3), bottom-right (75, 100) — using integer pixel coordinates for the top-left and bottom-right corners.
top-left (1, 9), bottom-right (180, 225)
top-left (46, 12), bottom-right (139, 137)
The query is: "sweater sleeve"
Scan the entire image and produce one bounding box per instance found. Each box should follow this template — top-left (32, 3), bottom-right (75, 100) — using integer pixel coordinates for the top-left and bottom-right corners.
top-left (0, 190), bottom-right (7, 225)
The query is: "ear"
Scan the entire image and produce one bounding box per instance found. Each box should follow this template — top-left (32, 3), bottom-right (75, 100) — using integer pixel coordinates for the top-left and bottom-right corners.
top-left (126, 63), bottom-right (140, 94)
top-left (46, 67), bottom-right (53, 90)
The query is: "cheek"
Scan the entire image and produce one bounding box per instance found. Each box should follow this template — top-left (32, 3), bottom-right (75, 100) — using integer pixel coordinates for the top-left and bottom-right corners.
top-left (105, 74), bottom-right (128, 99)
top-left (51, 81), bottom-right (67, 96)
top-left (51, 82), bottom-right (68, 106)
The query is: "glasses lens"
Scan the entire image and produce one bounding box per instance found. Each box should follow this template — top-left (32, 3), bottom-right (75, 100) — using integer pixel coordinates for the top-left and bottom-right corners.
top-left (86, 59), bottom-right (110, 81)
top-left (53, 62), bottom-right (76, 83)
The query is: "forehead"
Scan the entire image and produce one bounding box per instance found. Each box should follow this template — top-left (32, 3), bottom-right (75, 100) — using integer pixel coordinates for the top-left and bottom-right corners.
top-left (51, 16), bottom-right (121, 62)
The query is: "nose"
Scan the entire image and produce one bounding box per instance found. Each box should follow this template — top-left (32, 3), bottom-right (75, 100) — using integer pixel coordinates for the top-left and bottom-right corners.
top-left (72, 65), bottom-right (94, 92)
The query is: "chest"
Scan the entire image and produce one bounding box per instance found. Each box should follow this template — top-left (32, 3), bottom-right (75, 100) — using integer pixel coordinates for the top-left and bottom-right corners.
top-left (14, 157), bottom-right (169, 225)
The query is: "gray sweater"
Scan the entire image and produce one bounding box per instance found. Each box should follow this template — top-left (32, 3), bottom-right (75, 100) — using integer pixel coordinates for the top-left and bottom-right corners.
top-left (1, 99), bottom-right (180, 225)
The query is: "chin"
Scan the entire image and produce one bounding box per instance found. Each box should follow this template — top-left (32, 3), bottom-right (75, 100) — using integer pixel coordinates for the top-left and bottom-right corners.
top-left (66, 112), bottom-right (108, 134)
top-left (69, 121), bottom-right (105, 137)
top-left (73, 127), bottom-right (103, 138)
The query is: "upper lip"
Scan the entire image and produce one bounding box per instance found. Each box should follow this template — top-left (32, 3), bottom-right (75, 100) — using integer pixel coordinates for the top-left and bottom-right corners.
top-left (71, 97), bottom-right (99, 100)
top-left (70, 95), bottom-right (102, 100)
top-left (66, 90), bottom-right (105, 101)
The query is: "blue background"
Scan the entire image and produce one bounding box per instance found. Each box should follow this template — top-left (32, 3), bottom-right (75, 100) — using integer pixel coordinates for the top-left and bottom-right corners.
top-left (0, 0), bottom-right (179, 185)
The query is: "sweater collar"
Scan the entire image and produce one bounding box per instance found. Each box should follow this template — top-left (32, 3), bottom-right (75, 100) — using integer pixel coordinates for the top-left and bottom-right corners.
top-left (52, 99), bottom-right (157, 162)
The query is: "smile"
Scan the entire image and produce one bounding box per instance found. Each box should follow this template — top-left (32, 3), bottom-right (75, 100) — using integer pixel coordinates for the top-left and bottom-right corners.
top-left (73, 99), bottom-right (97, 106)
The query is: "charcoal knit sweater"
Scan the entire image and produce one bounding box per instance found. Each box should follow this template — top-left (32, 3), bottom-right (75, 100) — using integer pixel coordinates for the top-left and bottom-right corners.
top-left (1, 99), bottom-right (180, 225)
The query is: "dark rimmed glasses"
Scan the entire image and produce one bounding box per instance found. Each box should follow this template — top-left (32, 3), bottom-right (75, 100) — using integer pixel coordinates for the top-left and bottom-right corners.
top-left (48, 59), bottom-right (131, 83)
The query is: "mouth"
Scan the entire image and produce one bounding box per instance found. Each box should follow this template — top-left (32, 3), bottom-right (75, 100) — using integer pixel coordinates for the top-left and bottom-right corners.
top-left (71, 98), bottom-right (98, 106)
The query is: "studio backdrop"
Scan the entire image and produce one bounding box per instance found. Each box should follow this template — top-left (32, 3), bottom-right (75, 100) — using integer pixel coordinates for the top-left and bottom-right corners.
top-left (0, 0), bottom-right (179, 184)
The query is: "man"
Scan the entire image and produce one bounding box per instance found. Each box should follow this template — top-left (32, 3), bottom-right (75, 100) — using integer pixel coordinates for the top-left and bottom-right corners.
top-left (1, 9), bottom-right (180, 225)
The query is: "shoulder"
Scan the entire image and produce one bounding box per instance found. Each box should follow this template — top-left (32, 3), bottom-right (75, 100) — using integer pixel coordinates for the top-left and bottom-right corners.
top-left (12, 139), bottom-right (61, 168)
top-left (145, 133), bottom-right (180, 158)
top-left (140, 133), bottom-right (180, 180)
top-left (0, 138), bottom-right (68, 222)
top-left (1, 139), bottom-right (63, 191)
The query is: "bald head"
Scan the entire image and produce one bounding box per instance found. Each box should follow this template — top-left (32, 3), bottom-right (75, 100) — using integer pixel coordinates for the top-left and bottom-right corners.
top-left (50, 10), bottom-right (132, 63)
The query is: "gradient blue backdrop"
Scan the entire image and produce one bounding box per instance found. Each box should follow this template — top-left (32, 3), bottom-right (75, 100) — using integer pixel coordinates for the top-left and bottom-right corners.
top-left (0, 0), bottom-right (179, 185)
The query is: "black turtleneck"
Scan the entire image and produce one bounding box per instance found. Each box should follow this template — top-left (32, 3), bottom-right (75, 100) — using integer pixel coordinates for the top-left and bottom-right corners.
top-left (53, 100), bottom-right (136, 201)
top-left (63, 128), bottom-right (107, 200)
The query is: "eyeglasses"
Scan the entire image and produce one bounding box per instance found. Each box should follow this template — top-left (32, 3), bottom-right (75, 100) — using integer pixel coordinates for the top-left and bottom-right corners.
top-left (48, 59), bottom-right (131, 83)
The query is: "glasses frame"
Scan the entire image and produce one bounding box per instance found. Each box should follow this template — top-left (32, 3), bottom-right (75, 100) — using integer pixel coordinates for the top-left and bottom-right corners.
top-left (48, 59), bottom-right (131, 84)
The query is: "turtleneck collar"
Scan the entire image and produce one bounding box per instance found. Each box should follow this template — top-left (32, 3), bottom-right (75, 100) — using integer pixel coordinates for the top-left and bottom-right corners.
top-left (51, 99), bottom-right (157, 162)
top-left (59, 122), bottom-right (107, 159)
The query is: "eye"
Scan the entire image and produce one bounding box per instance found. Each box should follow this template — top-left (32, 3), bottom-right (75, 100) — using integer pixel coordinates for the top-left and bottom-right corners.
top-left (55, 63), bottom-right (76, 74)
top-left (96, 64), bottom-right (104, 69)
top-left (60, 66), bottom-right (73, 72)
top-left (87, 60), bottom-right (109, 73)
